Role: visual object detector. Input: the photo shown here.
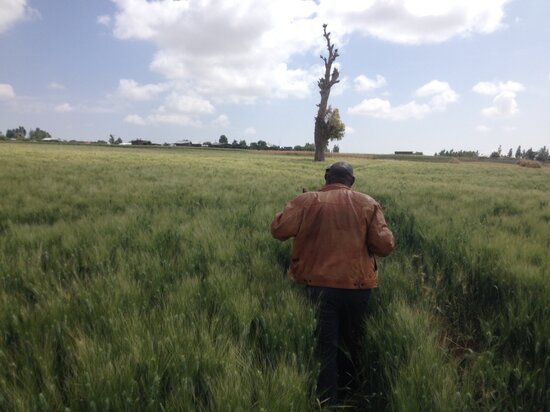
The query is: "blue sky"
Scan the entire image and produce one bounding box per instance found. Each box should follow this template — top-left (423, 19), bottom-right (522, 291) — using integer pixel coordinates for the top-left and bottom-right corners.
top-left (0, 0), bottom-right (548, 155)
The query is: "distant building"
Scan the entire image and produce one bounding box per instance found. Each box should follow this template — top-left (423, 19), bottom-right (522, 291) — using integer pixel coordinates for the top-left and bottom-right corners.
top-left (395, 151), bottom-right (423, 155)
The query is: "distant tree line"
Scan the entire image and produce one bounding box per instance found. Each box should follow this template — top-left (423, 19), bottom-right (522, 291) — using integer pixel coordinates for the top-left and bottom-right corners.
top-left (437, 145), bottom-right (549, 162)
top-left (1, 127), bottom-right (331, 151)
top-left (512, 145), bottom-right (548, 162)
top-left (489, 145), bottom-right (549, 162)
top-left (183, 135), bottom-right (328, 152)
top-left (1, 126), bottom-right (53, 141)
top-left (436, 149), bottom-right (480, 158)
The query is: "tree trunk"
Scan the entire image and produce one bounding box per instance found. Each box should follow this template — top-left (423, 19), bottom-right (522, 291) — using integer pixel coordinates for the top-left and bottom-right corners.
top-left (314, 117), bottom-right (326, 161)
top-left (313, 25), bottom-right (339, 162)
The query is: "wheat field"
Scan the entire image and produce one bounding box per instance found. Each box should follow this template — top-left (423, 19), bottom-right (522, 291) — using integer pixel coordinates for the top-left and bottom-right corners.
top-left (1, 143), bottom-right (548, 410)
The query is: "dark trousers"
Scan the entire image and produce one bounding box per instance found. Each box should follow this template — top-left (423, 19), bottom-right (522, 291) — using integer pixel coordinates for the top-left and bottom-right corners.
top-left (306, 286), bottom-right (372, 406)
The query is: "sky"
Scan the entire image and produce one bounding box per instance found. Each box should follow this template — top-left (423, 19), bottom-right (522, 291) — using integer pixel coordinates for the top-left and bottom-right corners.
top-left (0, 0), bottom-right (549, 155)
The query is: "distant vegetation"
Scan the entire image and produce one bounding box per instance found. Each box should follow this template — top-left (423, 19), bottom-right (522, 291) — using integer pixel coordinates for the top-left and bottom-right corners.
top-left (437, 149), bottom-right (480, 158)
top-left (1, 126), bottom-right (53, 141)
top-left (3, 125), bottom-right (546, 161)
top-left (0, 144), bottom-right (548, 410)
top-left (0, 126), bottom-right (328, 152)
top-left (437, 145), bottom-right (549, 162)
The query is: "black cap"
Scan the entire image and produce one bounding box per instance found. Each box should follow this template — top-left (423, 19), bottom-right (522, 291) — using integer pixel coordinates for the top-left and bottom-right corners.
top-left (325, 162), bottom-right (354, 178)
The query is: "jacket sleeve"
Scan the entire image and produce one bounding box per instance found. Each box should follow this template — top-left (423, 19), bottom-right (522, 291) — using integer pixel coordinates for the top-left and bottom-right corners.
top-left (271, 196), bottom-right (306, 241)
top-left (366, 204), bottom-right (395, 257)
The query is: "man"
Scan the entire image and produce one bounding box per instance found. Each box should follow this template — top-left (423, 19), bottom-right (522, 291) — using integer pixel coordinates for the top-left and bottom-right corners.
top-left (271, 161), bottom-right (395, 405)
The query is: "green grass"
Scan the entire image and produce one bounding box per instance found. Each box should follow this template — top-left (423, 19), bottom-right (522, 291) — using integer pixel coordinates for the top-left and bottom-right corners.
top-left (0, 143), bottom-right (548, 410)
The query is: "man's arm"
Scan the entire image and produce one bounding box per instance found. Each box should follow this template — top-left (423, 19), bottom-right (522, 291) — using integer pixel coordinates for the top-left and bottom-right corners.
top-left (271, 196), bottom-right (307, 241)
top-left (366, 204), bottom-right (395, 256)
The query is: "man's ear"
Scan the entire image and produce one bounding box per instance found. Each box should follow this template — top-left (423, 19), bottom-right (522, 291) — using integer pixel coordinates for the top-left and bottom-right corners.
top-left (350, 176), bottom-right (356, 187)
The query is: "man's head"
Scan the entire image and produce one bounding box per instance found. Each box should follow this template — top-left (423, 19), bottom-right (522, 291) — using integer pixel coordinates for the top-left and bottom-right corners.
top-left (324, 161), bottom-right (355, 187)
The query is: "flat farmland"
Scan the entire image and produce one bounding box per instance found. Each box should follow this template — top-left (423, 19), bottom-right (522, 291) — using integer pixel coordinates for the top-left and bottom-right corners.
top-left (1, 143), bottom-right (548, 410)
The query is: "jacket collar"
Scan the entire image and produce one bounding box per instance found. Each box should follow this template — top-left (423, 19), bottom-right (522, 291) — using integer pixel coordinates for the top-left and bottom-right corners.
top-left (320, 183), bottom-right (352, 192)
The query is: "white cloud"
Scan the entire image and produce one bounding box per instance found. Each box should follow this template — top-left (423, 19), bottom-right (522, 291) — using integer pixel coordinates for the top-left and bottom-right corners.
top-left (212, 114), bottom-right (230, 128)
top-left (473, 80), bottom-right (524, 117)
top-left (349, 79), bottom-right (458, 120)
top-left (111, 0), bottom-right (320, 105)
top-left (54, 103), bottom-right (73, 112)
top-left (472, 81), bottom-right (524, 95)
top-left (119, 88), bottom-right (214, 127)
top-left (0, 0), bottom-right (25, 33)
top-left (0, 0), bottom-right (39, 33)
top-left (415, 80), bottom-right (459, 110)
top-left (244, 127), bottom-right (257, 135)
top-left (124, 114), bottom-right (146, 125)
top-left (48, 82), bottom-right (65, 90)
top-left (416, 80), bottom-right (452, 96)
top-left (472, 82), bottom-right (500, 95)
top-left (109, 0), bottom-right (508, 106)
top-left (316, 0), bottom-right (511, 44)
top-left (117, 79), bottom-right (168, 101)
top-left (349, 98), bottom-right (431, 120)
top-left (165, 93), bottom-right (214, 114)
top-left (106, 0), bottom-right (511, 127)
top-left (97, 15), bottom-right (111, 26)
top-left (481, 91), bottom-right (519, 117)
top-left (116, 80), bottom-right (214, 127)
top-left (0, 83), bottom-right (16, 99)
top-left (124, 109), bottom-right (202, 127)
top-left (147, 111), bottom-right (200, 127)
top-left (354, 74), bottom-right (386, 91)
top-left (476, 125), bottom-right (491, 132)
top-left (345, 125), bottom-right (355, 134)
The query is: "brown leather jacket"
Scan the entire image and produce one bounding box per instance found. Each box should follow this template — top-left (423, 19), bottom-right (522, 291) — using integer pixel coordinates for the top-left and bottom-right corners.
top-left (271, 183), bottom-right (395, 289)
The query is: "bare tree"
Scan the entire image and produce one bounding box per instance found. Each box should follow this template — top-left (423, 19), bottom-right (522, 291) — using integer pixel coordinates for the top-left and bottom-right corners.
top-left (314, 24), bottom-right (341, 161)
